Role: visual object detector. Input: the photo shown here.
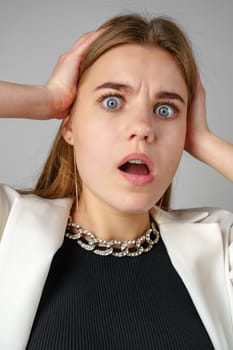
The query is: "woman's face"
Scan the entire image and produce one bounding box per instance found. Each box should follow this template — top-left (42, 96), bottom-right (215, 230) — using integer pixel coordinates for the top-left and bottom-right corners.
top-left (63, 44), bottom-right (188, 214)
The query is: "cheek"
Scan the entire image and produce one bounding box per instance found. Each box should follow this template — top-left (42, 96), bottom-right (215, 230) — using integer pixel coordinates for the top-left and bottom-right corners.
top-left (159, 125), bottom-right (186, 173)
top-left (73, 119), bottom-right (113, 176)
top-left (162, 125), bottom-right (186, 151)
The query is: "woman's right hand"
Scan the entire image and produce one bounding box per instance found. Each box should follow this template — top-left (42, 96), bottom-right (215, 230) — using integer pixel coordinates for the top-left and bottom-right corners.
top-left (46, 30), bottom-right (103, 119)
top-left (0, 30), bottom-right (103, 120)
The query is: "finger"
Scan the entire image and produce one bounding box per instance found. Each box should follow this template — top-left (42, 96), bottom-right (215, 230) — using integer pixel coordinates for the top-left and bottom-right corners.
top-left (195, 70), bottom-right (206, 94)
top-left (47, 29), bottom-right (106, 97)
top-left (55, 28), bottom-right (105, 72)
top-left (68, 28), bottom-right (105, 55)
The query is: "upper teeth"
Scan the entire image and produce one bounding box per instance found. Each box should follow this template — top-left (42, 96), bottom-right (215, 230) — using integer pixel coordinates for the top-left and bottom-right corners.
top-left (128, 160), bottom-right (145, 164)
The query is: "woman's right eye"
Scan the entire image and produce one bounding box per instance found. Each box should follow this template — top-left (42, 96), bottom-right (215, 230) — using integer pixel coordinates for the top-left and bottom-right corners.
top-left (101, 96), bottom-right (123, 111)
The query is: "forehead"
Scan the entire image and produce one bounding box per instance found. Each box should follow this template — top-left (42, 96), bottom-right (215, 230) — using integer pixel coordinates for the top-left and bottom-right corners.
top-left (80, 44), bottom-right (188, 98)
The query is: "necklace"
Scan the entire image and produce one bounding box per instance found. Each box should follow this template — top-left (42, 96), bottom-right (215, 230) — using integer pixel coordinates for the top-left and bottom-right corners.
top-left (65, 216), bottom-right (160, 257)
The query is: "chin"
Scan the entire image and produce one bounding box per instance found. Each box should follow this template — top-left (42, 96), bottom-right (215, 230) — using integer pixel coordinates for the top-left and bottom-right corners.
top-left (111, 196), bottom-right (157, 214)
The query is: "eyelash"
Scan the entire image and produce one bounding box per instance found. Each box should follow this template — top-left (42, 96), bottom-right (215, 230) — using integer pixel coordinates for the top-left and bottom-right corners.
top-left (154, 101), bottom-right (180, 119)
top-left (97, 92), bottom-right (180, 118)
top-left (97, 93), bottom-right (124, 112)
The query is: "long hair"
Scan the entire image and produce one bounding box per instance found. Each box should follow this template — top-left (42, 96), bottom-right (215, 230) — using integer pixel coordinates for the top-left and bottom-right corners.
top-left (29, 14), bottom-right (197, 210)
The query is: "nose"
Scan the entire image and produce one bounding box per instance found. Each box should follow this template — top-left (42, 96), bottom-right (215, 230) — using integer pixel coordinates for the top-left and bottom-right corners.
top-left (127, 109), bottom-right (155, 143)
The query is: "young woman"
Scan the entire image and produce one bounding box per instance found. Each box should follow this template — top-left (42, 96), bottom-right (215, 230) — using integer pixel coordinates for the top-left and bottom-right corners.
top-left (0, 14), bottom-right (232, 350)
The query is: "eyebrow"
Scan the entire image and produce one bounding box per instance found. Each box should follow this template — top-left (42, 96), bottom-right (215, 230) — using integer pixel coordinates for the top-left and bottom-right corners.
top-left (94, 82), bottom-right (186, 104)
top-left (95, 82), bottom-right (133, 93)
top-left (157, 91), bottom-right (186, 105)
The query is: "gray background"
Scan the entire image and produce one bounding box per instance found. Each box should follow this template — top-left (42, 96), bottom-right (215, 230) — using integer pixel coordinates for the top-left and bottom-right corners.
top-left (0, 0), bottom-right (232, 211)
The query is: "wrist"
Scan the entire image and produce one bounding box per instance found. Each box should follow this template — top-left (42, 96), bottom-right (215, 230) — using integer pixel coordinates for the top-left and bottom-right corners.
top-left (187, 131), bottom-right (220, 165)
top-left (185, 129), bottom-right (211, 160)
top-left (0, 82), bottom-right (53, 119)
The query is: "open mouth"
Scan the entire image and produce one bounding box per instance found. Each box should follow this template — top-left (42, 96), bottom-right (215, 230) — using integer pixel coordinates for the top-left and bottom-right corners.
top-left (119, 160), bottom-right (150, 176)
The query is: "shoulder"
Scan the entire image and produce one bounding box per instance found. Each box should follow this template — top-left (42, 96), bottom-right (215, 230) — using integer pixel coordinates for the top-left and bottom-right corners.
top-left (0, 184), bottom-right (19, 235)
top-left (0, 183), bottom-right (20, 203)
top-left (0, 184), bottom-right (73, 240)
top-left (154, 205), bottom-right (233, 242)
top-left (0, 183), bottom-right (72, 208)
top-left (175, 206), bottom-right (233, 222)
top-left (175, 207), bottom-right (233, 233)
top-left (156, 206), bottom-right (233, 225)
top-left (160, 207), bottom-right (233, 251)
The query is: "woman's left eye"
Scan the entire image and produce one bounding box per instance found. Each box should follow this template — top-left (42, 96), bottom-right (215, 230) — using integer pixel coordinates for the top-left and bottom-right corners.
top-left (101, 96), bottom-right (123, 110)
top-left (154, 104), bottom-right (177, 119)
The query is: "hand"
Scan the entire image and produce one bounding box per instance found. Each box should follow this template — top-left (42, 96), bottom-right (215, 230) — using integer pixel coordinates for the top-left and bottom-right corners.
top-left (185, 74), bottom-right (233, 182)
top-left (0, 30), bottom-right (104, 120)
top-left (185, 74), bottom-right (210, 160)
top-left (46, 30), bottom-right (104, 119)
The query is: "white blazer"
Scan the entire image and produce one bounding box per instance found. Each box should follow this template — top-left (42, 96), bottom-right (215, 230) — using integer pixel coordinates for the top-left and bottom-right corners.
top-left (0, 184), bottom-right (232, 350)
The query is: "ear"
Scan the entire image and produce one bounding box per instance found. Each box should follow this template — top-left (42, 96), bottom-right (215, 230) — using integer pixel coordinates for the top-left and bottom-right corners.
top-left (62, 115), bottom-right (74, 145)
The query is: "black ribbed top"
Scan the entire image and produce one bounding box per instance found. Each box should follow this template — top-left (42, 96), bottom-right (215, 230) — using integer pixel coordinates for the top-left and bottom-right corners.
top-left (26, 235), bottom-right (214, 350)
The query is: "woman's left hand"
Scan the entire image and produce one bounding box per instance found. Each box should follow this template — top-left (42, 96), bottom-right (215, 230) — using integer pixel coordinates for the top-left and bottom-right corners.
top-left (185, 74), bottom-right (210, 159)
top-left (185, 74), bottom-right (233, 182)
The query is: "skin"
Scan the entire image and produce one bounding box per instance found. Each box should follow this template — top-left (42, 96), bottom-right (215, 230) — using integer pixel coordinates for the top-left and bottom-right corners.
top-left (0, 30), bottom-right (232, 240)
top-left (0, 31), bottom-right (104, 119)
top-left (186, 78), bottom-right (233, 182)
top-left (62, 44), bottom-right (188, 240)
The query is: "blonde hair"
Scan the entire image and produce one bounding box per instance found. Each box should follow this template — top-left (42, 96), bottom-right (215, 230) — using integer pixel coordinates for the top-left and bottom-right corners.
top-left (31, 14), bottom-right (197, 210)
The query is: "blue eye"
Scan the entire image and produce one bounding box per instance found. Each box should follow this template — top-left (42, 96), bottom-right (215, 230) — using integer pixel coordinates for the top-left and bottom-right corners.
top-left (155, 104), bottom-right (176, 119)
top-left (102, 96), bottom-right (122, 110)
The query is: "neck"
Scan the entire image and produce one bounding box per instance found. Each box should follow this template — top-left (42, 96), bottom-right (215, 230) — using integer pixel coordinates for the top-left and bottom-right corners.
top-left (72, 195), bottom-right (151, 242)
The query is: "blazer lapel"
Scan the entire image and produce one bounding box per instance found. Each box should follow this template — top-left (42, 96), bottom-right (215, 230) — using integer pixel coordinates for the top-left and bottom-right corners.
top-left (0, 195), bottom-right (72, 350)
top-left (154, 209), bottom-right (233, 350)
top-left (1, 199), bottom-right (232, 350)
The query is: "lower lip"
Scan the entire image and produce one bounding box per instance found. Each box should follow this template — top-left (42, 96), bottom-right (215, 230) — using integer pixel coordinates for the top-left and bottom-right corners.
top-left (119, 170), bottom-right (154, 186)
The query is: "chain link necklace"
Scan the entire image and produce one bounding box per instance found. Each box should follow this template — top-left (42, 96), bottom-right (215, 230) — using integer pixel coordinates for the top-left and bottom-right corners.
top-left (65, 216), bottom-right (160, 257)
